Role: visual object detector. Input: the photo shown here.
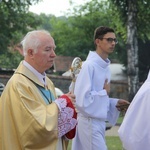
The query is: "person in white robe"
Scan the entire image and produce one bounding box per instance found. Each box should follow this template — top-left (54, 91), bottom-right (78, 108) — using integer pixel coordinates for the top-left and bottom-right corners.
top-left (71, 26), bottom-right (130, 150)
top-left (118, 70), bottom-right (150, 150)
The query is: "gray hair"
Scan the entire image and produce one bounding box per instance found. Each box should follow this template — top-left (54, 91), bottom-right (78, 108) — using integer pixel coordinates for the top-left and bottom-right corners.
top-left (21, 30), bottom-right (51, 56)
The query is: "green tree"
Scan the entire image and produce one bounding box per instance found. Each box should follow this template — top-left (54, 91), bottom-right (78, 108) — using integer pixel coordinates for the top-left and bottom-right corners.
top-left (0, 0), bottom-right (42, 68)
top-left (49, 0), bottom-right (123, 61)
top-left (37, 13), bottom-right (54, 31)
top-left (108, 0), bottom-right (150, 100)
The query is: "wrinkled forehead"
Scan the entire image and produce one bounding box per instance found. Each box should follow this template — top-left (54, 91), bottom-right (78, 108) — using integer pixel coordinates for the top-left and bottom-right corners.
top-left (39, 34), bottom-right (56, 48)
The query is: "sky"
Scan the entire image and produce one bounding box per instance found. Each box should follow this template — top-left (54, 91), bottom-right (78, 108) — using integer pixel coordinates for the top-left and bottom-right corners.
top-left (29, 0), bottom-right (89, 16)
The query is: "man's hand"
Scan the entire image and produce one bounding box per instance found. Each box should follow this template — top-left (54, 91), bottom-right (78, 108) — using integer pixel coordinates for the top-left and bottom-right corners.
top-left (65, 92), bottom-right (78, 112)
top-left (116, 99), bottom-right (130, 112)
top-left (66, 92), bottom-right (76, 107)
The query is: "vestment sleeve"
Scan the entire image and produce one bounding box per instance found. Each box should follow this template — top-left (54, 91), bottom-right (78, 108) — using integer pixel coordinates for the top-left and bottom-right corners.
top-left (107, 98), bottom-right (120, 125)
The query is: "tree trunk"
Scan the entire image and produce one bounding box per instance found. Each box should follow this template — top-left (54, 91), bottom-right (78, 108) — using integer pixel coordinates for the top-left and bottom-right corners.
top-left (127, 0), bottom-right (139, 101)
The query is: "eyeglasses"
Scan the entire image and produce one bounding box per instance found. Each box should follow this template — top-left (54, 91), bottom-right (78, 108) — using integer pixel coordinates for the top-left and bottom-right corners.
top-left (99, 38), bottom-right (118, 44)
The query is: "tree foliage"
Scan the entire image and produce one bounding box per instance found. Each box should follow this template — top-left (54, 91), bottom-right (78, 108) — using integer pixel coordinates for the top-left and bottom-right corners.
top-left (108, 0), bottom-right (150, 100)
top-left (0, 0), bottom-right (42, 68)
top-left (108, 0), bottom-right (150, 40)
top-left (47, 0), bottom-right (123, 61)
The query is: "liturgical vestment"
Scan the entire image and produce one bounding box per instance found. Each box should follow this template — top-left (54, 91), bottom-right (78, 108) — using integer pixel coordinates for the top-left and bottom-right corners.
top-left (72, 51), bottom-right (120, 150)
top-left (0, 62), bottom-right (69, 150)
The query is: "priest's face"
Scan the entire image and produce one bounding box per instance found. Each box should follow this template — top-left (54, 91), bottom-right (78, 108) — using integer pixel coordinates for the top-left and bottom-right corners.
top-left (31, 34), bottom-right (56, 73)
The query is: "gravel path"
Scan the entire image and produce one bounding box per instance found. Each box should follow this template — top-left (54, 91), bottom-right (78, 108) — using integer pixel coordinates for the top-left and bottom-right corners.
top-left (105, 125), bottom-right (120, 136)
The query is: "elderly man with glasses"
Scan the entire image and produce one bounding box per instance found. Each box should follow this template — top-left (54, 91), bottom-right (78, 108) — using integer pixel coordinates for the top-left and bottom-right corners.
top-left (71, 26), bottom-right (129, 150)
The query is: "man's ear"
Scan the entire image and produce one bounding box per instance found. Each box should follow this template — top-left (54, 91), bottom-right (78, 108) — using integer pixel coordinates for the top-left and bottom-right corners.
top-left (27, 49), bottom-right (34, 57)
top-left (95, 39), bottom-right (100, 45)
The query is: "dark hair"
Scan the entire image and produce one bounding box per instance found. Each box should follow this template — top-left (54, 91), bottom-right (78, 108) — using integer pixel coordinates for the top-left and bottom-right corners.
top-left (94, 26), bottom-right (115, 41)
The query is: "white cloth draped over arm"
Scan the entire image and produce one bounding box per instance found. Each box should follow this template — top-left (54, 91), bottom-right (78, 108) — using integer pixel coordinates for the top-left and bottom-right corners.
top-left (54, 98), bottom-right (77, 138)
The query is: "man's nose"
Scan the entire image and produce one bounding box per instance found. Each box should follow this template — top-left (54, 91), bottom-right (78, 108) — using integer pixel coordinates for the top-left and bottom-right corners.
top-left (51, 49), bottom-right (56, 57)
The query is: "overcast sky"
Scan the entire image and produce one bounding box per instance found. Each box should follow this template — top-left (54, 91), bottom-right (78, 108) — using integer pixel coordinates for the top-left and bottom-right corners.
top-left (29, 0), bottom-right (89, 16)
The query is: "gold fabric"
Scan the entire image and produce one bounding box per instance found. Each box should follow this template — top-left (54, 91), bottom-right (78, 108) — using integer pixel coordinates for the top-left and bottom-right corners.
top-left (0, 61), bottom-right (67, 150)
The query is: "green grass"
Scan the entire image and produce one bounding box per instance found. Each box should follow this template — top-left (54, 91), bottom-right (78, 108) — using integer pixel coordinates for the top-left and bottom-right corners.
top-left (117, 114), bottom-right (124, 124)
top-left (106, 136), bottom-right (123, 150)
top-left (67, 136), bottom-right (123, 150)
top-left (67, 141), bottom-right (72, 150)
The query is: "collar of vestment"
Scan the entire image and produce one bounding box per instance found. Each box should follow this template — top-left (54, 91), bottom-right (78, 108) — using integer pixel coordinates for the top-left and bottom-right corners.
top-left (86, 51), bottom-right (110, 68)
top-left (23, 60), bottom-right (46, 86)
top-left (15, 61), bottom-right (45, 88)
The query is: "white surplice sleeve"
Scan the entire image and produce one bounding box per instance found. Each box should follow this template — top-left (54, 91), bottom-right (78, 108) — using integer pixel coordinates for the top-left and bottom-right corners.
top-left (107, 98), bottom-right (120, 125)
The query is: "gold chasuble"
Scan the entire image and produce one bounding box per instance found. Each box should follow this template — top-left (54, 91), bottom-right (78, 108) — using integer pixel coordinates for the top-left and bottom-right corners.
top-left (0, 62), bottom-right (67, 150)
